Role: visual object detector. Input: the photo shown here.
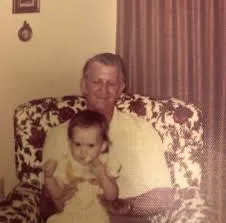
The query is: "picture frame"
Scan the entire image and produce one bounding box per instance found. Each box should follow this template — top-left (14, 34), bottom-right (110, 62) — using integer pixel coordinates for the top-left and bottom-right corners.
top-left (13, 0), bottom-right (40, 14)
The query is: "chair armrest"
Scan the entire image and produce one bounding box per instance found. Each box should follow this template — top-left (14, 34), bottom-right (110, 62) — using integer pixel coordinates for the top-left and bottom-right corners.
top-left (168, 187), bottom-right (219, 223)
top-left (0, 181), bottom-right (41, 223)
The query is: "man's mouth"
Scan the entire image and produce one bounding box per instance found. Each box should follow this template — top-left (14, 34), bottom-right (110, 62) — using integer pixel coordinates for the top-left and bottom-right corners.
top-left (97, 97), bottom-right (108, 100)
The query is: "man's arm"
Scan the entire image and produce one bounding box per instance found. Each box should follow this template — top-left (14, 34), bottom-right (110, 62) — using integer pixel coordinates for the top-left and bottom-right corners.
top-left (43, 159), bottom-right (65, 210)
top-left (44, 176), bottom-right (63, 200)
top-left (108, 187), bottom-right (175, 216)
top-left (122, 120), bottom-right (175, 216)
top-left (43, 159), bottom-right (77, 211)
top-left (42, 123), bottom-right (75, 209)
top-left (126, 187), bottom-right (175, 216)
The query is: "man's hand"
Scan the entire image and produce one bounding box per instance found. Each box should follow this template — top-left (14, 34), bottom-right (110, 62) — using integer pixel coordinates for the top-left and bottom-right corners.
top-left (61, 183), bottom-right (76, 201)
top-left (43, 159), bottom-right (57, 177)
top-left (53, 183), bottom-right (76, 211)
top-left (98, 195), bottom-right (131, 216)
top-left (108, 199), bottom-right (132, 216)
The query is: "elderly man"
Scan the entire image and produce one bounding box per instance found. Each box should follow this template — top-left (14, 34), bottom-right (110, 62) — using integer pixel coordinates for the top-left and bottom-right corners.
top-left (43, 53), bottom-right (174, 221)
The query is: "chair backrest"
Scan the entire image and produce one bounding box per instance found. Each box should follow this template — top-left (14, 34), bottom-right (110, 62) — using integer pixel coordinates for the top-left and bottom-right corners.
top-left (14, 93), bottom-right (203, 189)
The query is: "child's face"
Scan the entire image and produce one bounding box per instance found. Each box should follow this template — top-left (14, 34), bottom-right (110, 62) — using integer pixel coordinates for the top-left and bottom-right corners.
top-left (69, 126), bottom-right (106, 165)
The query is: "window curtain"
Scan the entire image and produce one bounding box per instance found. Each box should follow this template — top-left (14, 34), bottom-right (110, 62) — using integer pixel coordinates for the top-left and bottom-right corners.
top-left (116, 0), bottom-right (225, 222)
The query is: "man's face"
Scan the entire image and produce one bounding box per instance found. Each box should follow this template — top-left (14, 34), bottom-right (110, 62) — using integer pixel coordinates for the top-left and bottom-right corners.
top-left (81, 62), bottom-right (125, 119)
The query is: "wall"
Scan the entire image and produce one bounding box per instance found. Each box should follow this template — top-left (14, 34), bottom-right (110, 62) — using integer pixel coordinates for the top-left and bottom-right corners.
top-left (0, 0), bottom-right (116, 193)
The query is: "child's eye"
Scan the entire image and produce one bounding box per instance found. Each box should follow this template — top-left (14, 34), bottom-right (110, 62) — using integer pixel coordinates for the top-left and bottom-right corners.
top-left (88, 144), bottom-right (94, 148)
top-left (74, 142), bottom-right (81, 147)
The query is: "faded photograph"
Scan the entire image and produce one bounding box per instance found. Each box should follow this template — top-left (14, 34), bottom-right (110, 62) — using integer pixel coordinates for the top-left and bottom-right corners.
top-left (0, 1), bottom-right (225, 223)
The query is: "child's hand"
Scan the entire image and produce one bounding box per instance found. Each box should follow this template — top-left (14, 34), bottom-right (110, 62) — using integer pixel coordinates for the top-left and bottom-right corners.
top-left (90, 158), bottom-right (106, 177)
top-left (43, 159), bottom-right (57, 177)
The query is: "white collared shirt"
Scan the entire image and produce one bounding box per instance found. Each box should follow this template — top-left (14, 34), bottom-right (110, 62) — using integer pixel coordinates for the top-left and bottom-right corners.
top-left (108, 108), bottom-right (172, 198)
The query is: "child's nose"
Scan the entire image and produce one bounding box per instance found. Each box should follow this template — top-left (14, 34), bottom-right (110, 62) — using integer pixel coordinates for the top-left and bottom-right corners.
top-left (81, 147), bottom-right (89, 154)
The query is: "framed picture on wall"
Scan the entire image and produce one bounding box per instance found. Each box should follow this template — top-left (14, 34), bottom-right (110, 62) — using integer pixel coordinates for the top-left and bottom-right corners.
top-left (13, 0), bottom-right (40, 13)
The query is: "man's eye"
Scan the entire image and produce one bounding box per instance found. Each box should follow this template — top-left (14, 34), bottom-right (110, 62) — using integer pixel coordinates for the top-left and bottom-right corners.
top-left (88, 144), bottom-right (94, 148)
top-left (92, 80), bottom-right (101, 85)
top-left (109, 82), bottom-right (116, 87)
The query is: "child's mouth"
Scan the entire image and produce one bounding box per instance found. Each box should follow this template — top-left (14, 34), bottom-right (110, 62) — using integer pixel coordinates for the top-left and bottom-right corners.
top-left (79, 157), bottom-right (91, 165)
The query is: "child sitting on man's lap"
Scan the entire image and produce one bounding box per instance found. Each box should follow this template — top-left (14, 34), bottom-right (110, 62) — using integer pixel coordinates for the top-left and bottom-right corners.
top-left (43, 110), bottom-right (121, 223)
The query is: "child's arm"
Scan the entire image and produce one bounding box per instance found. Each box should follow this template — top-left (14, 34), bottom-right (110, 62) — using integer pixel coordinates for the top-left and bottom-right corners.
top-left (43, 159), bottom-right (66, 210)
top-left (91, 159), bottom-right (118, 201)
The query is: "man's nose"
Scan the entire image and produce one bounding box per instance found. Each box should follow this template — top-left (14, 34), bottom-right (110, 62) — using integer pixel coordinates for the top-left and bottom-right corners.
top-left (100, 83), bottom-right (109, 95)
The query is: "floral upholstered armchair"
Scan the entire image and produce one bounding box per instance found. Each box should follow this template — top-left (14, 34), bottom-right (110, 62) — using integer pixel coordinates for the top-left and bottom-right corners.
top-left (0, 93), bottom-right (214, 223)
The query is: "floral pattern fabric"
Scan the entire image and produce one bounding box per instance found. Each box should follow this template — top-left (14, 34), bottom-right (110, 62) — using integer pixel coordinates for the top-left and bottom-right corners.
top-left (0, 94), bottom-right (216, 223)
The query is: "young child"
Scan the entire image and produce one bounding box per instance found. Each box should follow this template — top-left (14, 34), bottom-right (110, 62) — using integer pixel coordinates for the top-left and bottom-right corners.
top-left (43, 110), bottom-right (120, 223)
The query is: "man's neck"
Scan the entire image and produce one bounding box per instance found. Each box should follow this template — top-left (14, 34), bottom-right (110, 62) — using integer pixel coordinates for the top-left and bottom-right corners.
top-left (87, 105), bottom-right (115, 123)
top-left (104, 110), bottom-right (114, 123)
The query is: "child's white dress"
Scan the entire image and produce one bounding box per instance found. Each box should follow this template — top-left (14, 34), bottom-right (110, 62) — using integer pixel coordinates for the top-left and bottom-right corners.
top-left (47, 152), bottom-right (117, 223)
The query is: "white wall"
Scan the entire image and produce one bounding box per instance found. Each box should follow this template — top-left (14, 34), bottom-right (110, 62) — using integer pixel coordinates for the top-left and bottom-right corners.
top-left (0, 0), bottom-right (116, 193)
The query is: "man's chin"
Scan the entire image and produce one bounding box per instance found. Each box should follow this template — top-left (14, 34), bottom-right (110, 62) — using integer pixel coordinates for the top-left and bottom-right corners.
top-left (92, 105), bottom-right (109, 113)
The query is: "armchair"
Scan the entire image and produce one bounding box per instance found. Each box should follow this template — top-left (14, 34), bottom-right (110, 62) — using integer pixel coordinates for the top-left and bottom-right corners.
top-left (0, 94), bottom-right (214, 222)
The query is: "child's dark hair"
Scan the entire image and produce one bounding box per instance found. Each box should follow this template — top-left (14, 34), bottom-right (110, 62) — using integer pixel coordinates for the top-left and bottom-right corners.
top-left (68, 110), bottom-right (109, 144)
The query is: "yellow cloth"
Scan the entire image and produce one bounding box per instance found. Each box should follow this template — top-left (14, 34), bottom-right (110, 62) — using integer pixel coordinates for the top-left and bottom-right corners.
top-left (47, 154), bottom-right (109, 223)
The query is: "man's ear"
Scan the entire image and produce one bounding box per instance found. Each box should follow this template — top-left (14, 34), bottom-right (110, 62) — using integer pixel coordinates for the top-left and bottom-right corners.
top-left (80, 77), bottom-right (87, 96)
top-left (101, 141), bottom-right (108, 153)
